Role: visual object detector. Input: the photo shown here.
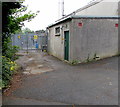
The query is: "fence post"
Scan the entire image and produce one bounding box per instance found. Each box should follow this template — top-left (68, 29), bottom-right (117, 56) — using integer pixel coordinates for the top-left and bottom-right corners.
top-left (26, 32), bottom-right (28, 54)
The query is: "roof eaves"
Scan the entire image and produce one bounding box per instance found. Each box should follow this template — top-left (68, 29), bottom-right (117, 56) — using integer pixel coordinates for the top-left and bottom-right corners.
top-left (47, 17), bottom-right (72, 28)
top-left (72, 15), bottom-right (120, 19)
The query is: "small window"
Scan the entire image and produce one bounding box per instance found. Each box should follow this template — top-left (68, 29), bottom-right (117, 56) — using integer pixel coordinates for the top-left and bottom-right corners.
top-left (55, 27), bottom-right (60, 36)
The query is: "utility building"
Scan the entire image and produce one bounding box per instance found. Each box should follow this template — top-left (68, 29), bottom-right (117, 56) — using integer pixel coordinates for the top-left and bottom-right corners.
top-left (47, 0), bottom-right (119, 62)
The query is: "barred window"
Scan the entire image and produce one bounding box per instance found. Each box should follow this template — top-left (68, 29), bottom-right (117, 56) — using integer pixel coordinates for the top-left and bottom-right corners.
top-left (55, 27), bottom-right (60, 36)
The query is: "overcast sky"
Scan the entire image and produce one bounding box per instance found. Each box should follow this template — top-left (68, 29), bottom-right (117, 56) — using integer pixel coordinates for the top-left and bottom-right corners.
top-left (22, 0), bottom-right (92, 31)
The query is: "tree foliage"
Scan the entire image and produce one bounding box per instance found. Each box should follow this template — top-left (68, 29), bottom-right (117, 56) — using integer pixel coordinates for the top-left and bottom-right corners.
top-left (2, 1), bottom-right (39, 55)
top-left (2, 1), bottom-right (38, 88)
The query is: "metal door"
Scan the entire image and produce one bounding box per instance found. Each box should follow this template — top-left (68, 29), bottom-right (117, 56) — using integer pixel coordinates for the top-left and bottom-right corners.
top-left (64, 31), bottom-right (69, 61)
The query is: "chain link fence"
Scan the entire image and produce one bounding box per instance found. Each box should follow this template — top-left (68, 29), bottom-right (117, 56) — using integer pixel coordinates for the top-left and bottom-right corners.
top-left (11, 33), bottom-right (48, 51)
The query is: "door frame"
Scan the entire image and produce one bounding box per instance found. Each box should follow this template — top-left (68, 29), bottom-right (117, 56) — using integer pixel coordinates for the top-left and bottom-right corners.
top-left (64, 31), bottom-right (69, 61)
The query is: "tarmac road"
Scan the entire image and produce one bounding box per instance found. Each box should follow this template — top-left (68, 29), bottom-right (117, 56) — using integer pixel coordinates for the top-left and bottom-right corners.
top-left (2, 50), bottom-right (118, 105)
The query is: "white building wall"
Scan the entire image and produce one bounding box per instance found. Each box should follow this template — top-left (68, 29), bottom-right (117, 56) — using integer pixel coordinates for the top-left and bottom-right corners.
top-left (48, 21), bottom-right (71, 60)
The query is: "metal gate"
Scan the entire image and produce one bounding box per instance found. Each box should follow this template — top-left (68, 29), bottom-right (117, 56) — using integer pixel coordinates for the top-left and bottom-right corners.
top-left (11, 33), bottom-right (48, 50)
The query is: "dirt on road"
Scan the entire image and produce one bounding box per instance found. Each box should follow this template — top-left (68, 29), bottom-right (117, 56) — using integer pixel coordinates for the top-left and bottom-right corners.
top-left (3, 50), bottom-right (53, 96)
top-left (3, 50), bottom-right (118, 105)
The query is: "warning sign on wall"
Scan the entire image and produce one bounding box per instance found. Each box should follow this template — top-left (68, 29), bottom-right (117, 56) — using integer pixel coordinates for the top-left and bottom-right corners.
top-left (18, 35), bottom-right (21, 39)
top-left (34, 35), bottom-right (38, 39)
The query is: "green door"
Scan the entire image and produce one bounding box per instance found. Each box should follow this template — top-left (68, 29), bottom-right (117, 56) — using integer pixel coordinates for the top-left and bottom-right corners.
top-left (64, 31), bottom-right (69, 61)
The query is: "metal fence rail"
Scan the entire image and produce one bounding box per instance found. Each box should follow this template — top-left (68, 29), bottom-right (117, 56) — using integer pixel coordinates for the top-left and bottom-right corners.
top-left (11, 33), bottom-right (48, 51)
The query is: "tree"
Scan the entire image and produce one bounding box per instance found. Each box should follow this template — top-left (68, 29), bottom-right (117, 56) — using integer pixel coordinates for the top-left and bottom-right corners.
top-left (2, 1), bottom-right (39, 56)
top-left (2, 1), bottom-right (39, 88)
top-left (22, 27), bottom-right (34, 33)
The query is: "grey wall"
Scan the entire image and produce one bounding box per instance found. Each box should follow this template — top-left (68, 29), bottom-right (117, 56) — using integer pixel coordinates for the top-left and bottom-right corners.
top-left (119, 2), bottom-right (120, 53)
top-left (70, 18), bottom-right (118, 62)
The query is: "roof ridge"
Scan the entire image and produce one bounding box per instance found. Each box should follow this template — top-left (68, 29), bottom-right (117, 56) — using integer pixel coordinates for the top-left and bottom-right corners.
top-left (55, 0), bottom-right (103, 22)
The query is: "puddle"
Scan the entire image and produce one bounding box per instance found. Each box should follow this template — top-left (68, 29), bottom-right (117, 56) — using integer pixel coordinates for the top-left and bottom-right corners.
top-left (28, 58), bottom-right (34, 61)
top-left (37, 65), bottom-right (44, 68)
top-left (23, 72), bottom-right (30, 75)
top-left (23, 66), bottom-right (53, 75)
top-left (30, 68), bottom-right (53, 74)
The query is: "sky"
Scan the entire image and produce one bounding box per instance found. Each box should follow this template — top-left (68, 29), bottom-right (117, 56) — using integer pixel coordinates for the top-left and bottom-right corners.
top-left (22, 0), bottom-right (92, 31)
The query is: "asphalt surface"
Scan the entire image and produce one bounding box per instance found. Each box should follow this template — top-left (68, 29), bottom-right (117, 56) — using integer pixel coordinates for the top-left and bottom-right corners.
top-left (3, 50), bottom-right (118, 105)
